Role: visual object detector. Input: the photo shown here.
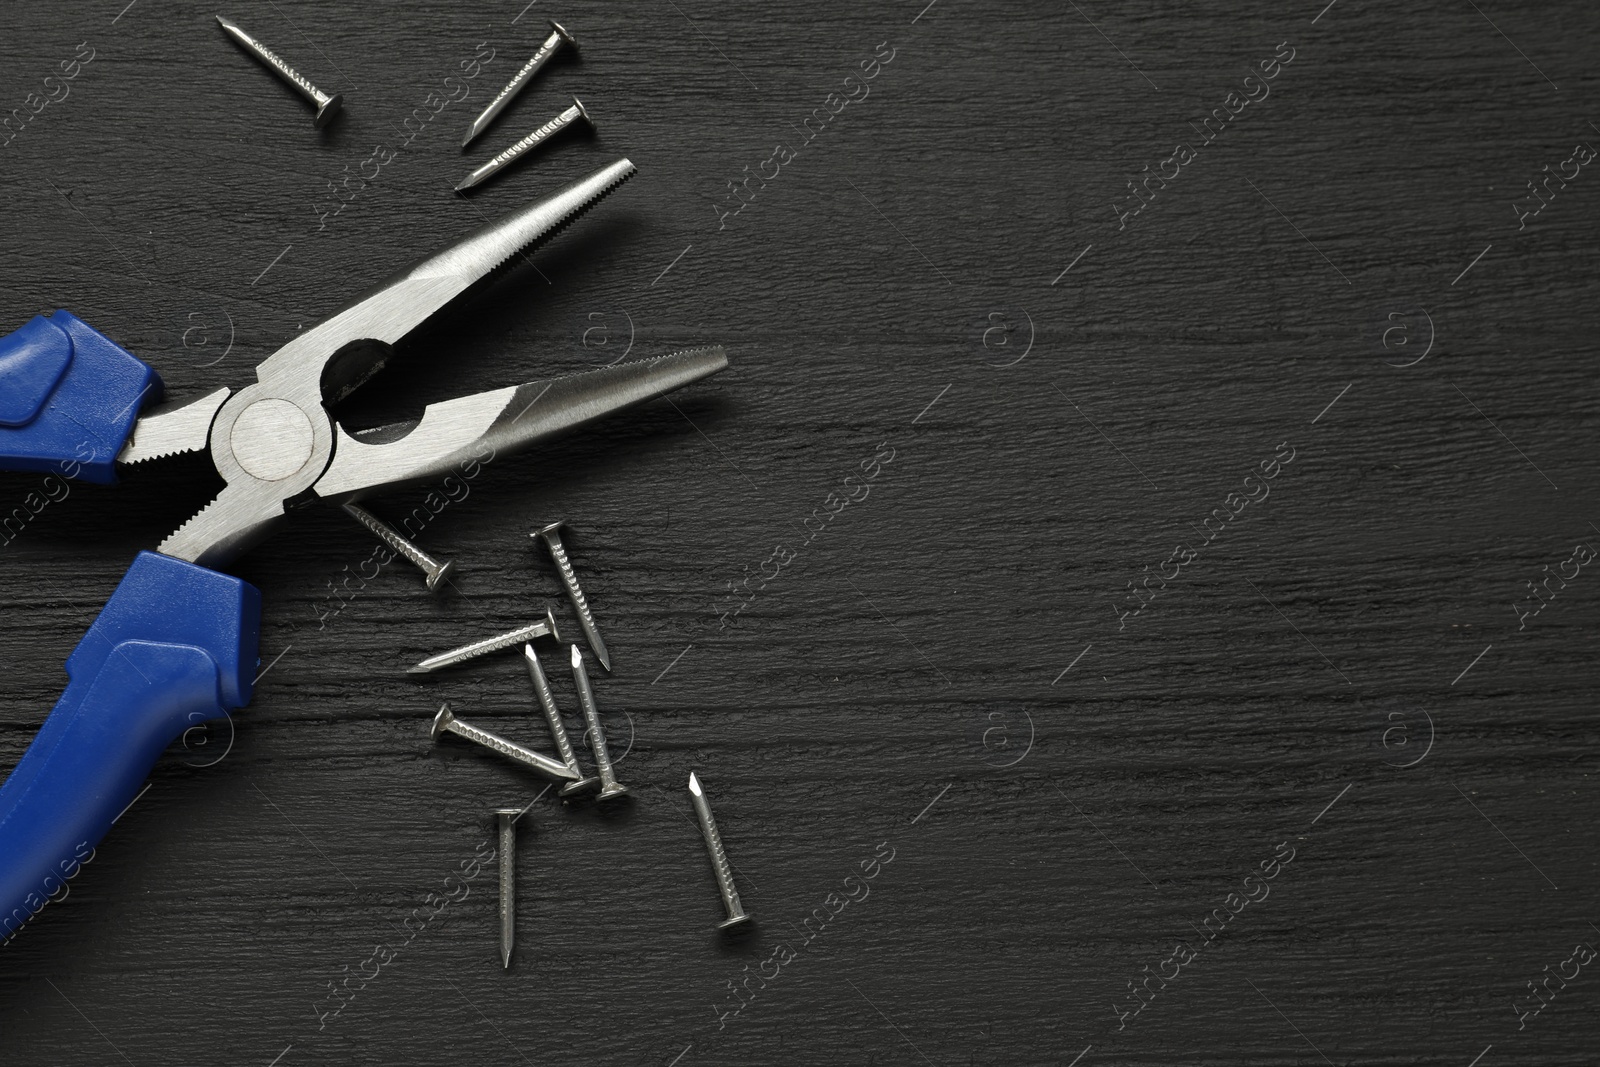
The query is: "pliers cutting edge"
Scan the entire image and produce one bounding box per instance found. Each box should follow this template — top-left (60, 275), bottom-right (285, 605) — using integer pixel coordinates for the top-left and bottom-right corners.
top-left (0, 158), bottom-right (727, 941)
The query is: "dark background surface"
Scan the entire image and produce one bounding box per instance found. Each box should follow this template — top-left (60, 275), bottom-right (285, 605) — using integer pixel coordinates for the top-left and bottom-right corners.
top-left (0, 1), bottom-right (1597, 1064)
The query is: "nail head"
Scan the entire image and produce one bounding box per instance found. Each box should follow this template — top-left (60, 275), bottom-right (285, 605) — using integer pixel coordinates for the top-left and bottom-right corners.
top-left (430, 703), bottom-right (455, 740)
top-left (314, 94), bottom-right (344, 129)
top-left (571, 96), bottom-right (594, 130)
top-left (549, 20), bottom-right (579, 52)
top-left (559, 776), bottom-right (602, 797)
top-left (425, 559), bottom-right (456, 592)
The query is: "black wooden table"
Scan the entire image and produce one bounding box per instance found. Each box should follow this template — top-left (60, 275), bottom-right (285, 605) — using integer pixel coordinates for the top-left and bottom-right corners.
top-left (1, 2), bottom-right (1596, 1064)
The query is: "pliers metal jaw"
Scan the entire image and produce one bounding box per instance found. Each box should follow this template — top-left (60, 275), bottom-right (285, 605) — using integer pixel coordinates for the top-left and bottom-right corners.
top-left (0, 158), bottom-right (727, 942)
top-left (126, 157), bottom-right (725, 568)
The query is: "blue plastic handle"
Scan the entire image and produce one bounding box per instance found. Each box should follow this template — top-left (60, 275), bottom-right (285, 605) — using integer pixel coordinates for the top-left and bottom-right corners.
top-left (0, 311), bottom-right (160, 483)
top-left (0, 551), bottom-right (259, 941)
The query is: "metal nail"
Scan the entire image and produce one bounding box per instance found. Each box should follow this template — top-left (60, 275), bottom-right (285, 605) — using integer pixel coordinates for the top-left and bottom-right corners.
top-left (342, 503), bottom-right (455, 591)
top-left (532, 521), bottom-right (611, 671)
top-left (462, 20), bottom-right (579, 147)
top-left (455, 98), bottom-right (594, 193)
top-left (408, 609), bottom-right (562, 673)
top-left (430, 703), bottom-right (579, 783)
top-left (494, 808), bottom-right (520, 969)
top-left (524, 644), bottom-right (600, 797)
top-left (569, 645), bottom-right (629, 801)
top-left (688, 772), bottom-right (750, 930)
top-left (216, 15), bottom-right (343, 128)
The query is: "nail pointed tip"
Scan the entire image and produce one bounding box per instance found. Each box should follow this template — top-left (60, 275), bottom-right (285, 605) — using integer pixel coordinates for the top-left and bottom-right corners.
top-left (406, 664), bottom-right (432, 675)
top-left (688, 771), bottom-right (702, 795)
top-left (543, 757), bottom-right (582, 781)
top-left (570, 643), bottom-right (583, 667)
top-left (593, 643), bottom-right (612, 672)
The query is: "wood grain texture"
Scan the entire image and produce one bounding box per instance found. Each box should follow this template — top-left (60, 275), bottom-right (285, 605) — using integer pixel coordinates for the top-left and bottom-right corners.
top-left (1, 1), bottom-right (1598, 1064)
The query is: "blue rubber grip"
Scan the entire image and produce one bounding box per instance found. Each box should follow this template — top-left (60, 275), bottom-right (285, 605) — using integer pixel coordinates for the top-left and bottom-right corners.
top-left (0, 311), bottom-right (161, 484)
top-left (0, 551), bottom-right (259, 941)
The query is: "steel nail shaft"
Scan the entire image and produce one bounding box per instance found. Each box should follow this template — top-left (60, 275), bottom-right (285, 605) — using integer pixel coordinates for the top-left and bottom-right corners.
top-left (569, 645), bottom-right (629, 801)
top-left (495, 808), bottom-right (519, 969)
top-left (408, 609), bottom-right (562, 674)
top-left (455, 98), bottom-right (594, 193)
top-left (430, 704), bottom-right (579, 783)
top-left (689, 772), bottom-right (750, 929)
top-left (462, 20), bottom-right (579, 148)
top-left (533, 521), bottom-right (611, 671)
top-left (216, 15), bottom-right (343, 128)
top-left (524, 644), bottom-right (600, 797)
top-left (342, 503), bottom-right (455, 591)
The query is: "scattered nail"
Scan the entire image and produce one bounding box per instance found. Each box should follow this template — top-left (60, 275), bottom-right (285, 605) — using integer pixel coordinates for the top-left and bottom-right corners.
top-left (456, 98), bottom-right (595, 193)
top-left (216, 15), bottom-right (342, 128)
top-left (689, 771), bottom-right (750, 930)
top-left (408, 609), bottom-right (562, 674)
top-left (495, 808), bottom-right (520, 969)
top-left (569, 644), bottom-right (629, 801)
top-left (342, 502), bottom-right (455, 591)
top-left (532, 520), bottom-right (611, 670)
top-left (430, 703), bottom-right (578, 783)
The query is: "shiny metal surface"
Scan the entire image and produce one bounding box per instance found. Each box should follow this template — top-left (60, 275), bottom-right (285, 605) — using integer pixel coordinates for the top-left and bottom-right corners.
top-left (494, 808), bottom-right (519, 970)
top-left (532, 521), bottom-right (611, 672)
top-left (688, 772), bottom-right (751, 930)
top-left (117, 387), bottom-right (230, 466)
top-left (456, 98), bottom-right (593, 193)
top-left (524, 644), bottom-right (599, 797)
top-left (341, 502), bottom-right (455, 591)
top-left (462, 20), bottom-right (578, 148)
top-left (253, 158), bottom-right (635, 399)
top-left (569, 644), bottom-right (628, 801)
top-left (430, 703), bottom-right (577, 783)
top-left (159, 383), bottom-right (334, 566)
top-left (155, 159), bottom-right (662, 567)
top-left (216, 16), bottom-right (342, 128)
top-left (314, 345), bottom-right (726, 501)
top-left (408, 609), bottom-right (561, 674)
